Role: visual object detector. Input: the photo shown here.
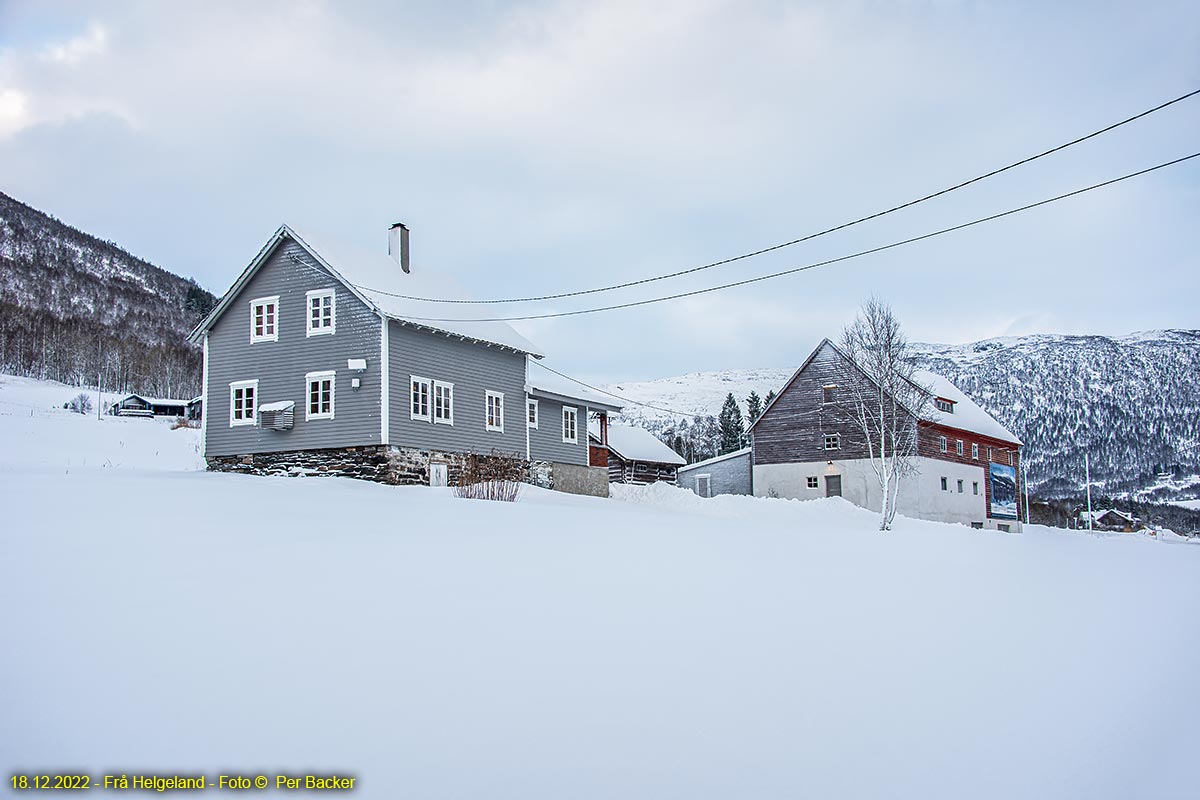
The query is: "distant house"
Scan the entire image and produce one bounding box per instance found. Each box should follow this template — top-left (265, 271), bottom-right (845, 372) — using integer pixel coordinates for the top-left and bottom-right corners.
top-left (592, 424), bottom-right (686, 485)
top-left (749, 338), bottom-right (1024, 531)
top-left (1079, 509), bottom-right (1142, 532)
top-left (678, 447), bottom-right (752, 498)
top-left (109, 394), bottom-right (190, 418)
top-left (186, 396), bottom-right (203, 421)
top-left (187, 223), bottom-right (619, 494)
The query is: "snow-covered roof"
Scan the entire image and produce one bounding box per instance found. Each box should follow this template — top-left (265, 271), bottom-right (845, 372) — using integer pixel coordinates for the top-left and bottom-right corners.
top-left (591, 423), bottom-right (686, 466)
top-left (191, 224), bottom-right (542, 357)
top-left (1079, 509), bottom-right (1135, 523)
top-left (115, 393), bottom-right (190, 407)
top-left (528, 366), bottom-right (623, 413)
top-left (915, 369), bottom-right (1021, 445)
top-left (677, 446), bottom-right (751, 472)
top-left (259, 400), bottom-right (295, 413)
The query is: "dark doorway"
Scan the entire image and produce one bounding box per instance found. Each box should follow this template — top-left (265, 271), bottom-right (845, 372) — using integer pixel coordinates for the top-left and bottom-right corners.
top-left (825, 475), bottom-right (842, 497)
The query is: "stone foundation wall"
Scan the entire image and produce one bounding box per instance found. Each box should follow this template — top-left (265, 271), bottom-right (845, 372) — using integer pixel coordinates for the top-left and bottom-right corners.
top-left (206, 447), bottom-right (610, 497)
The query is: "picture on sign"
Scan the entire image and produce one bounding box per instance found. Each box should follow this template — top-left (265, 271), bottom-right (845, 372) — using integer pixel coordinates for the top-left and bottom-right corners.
top-left (989, 462), bottom-right (1018, 520)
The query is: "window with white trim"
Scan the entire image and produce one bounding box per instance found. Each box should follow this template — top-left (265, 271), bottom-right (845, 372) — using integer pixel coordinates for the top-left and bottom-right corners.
top-left (971, 443), bottom-right (979, 460)
top-left (562, 406), bottom-right (578, 444)
top-left (824, 433), bottom-right (840, 450)
top-left (229, 380), bottom-right (258, 426)
top-left (433, 381), bottom-right (454, 425)
top-left (527, 399), bottom-right (538, 428)
top-left (306, 288), bottom-right (336, 336)
top-left (410, 376), bottom-right (430, 421)
top-left (939, 435), bottom-right (948, 453)
top-left (250, 296), bottom-right (279, 343)
top-left (306, 371), bottom-right (335, 420)
top-left (806, 476), bottom-right (818, 489)
top-left (956, 439), bottom-right (964, 456)
top-left (485, 391), bottom-right (504, 432)
top-left (1008, 450), bottom-right (1013, 466)
top-left (936, 398), bottom-right (954, 413)
top-left (987, 446), bottom-right (993, 461)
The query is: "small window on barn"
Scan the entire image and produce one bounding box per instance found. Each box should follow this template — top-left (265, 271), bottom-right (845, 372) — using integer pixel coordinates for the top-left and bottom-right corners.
top-left (229, 380), bottom-right (258, 427)
top-left (936, 398), bottom-right (954, 413)
top-left (939, 435), bottom-right (948, 453)
top-left (635, 464), bottom-right (648, 473)
top-left (956, 439), bottom-right (964, 456)
top-left (485, 391), bottom-right (504, 432)
top-left (562, 406), bottom-right (578, 444)
top-left (306, 288), bottom-right (336, 337)
top-left (410, 376), bottom-right (431, 421)
top-left (822, 385), bottom-right (837, 404)
top-left (824, 433), bottom-right (840, 450)
top-left (250, 296), bottom-right (279, 343)
top-left (432, 381), bottom-right (454, 425)
top-left (305, 371), bottom-right (335, 420)
top-left (940, 477), bottom-right (948, 491)
top-left (527, 399), bottom-right (538, 429)
top-left (971, 443), bottom-right (979, 460)
top-left (806, 476), bottom-right (818, 489)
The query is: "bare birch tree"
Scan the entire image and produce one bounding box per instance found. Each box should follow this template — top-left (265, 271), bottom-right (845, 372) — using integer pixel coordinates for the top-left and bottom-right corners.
top-left (835, 298), bottom-right (932, 530)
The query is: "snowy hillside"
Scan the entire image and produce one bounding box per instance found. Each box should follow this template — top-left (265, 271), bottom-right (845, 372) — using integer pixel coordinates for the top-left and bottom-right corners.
top-left (0, 190), bottom-right (214, 397)
top-left (605, 330), bottom-right (1200, 502)
top-left (3, 372), bottom-right (1200, 799)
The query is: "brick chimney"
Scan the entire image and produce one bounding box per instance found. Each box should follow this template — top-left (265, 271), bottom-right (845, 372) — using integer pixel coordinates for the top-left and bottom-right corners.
top-left (387, 222), bottom-right (410, 273)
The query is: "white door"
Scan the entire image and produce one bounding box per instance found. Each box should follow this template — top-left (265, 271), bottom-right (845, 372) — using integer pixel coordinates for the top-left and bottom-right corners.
top-left (696, 475), bottom-right (711, 498)
top-left (430, 463), bottom-right (448, 487)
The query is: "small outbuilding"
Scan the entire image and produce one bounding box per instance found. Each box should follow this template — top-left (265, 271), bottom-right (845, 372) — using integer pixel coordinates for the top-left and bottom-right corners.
top-left (1079, 509), bottom-right (1143, 533)
top-left (108, 394), bottom-right (190, 418)
top-left (591, 424), bottom-right (686, 485)
top-left (678, 447), bottom-right (752, 498)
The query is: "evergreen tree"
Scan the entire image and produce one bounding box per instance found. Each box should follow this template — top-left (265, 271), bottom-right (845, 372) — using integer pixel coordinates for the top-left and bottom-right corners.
top-left (746, 391), bottom-right (763, 422)
top-left (717, 392), bottom-right (746, 454)
top-left (765, 389), bottom-right (778, 407)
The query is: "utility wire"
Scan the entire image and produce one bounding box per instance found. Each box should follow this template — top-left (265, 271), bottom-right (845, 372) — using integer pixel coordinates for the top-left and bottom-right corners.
top-left (362, 87), bottom-right (1200, 305)
top-left (392, 151), bottom-right (1200, 323)
top-left (531, 360), bottom-right (697, 418)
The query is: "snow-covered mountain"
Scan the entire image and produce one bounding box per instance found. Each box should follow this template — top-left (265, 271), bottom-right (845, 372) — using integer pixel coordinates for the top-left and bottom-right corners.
top-left (605, 330), bottom-right (1200, 502)
top-left (0, 190), bottom-right (214, 398)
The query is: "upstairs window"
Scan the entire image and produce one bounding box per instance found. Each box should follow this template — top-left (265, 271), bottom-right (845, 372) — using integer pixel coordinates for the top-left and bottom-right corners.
top-left (306, 371), bottom-right (335, 420)
top-left (824, 433), bottom-right (840, 450)
top-left (971, 443), bottom-right (979, 460)
top-left (822, 385), bottom-right (837, 404)
top-left (306, 289), bottom-right (336, 337)
top-left (433, 381), bottom-right (454, 425)
top-left (250, 296), bottom-right (279, 343)
top-left (410, 376), bottom-right (431, 421)
top-left (527, 399), bottom-right (539, 429)
top-left (939, 435), bottom-right (948, 453)
top-left (936, 398), bottom-right (954, 413)
top-left (486, 391), bottom-right (504, 432)
top-left (956, 439), bottom-right (964, 456)
top-left (562, 406), bottom-right (578, 444)
top-left (229, 380), bottom-right (258, 426)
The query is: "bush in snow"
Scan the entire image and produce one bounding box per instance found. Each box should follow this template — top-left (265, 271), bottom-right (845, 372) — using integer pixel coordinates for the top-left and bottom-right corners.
top-left (67, 392), bottom-right (93, 415)
top-left (454, 453), bottom-right (524, 502)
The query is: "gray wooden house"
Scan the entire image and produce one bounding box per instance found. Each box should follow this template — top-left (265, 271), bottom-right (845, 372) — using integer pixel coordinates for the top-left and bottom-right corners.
top-left (109, 394), bottom-right (190, 418)
top-left (187, 223), bottom-right (619, 494)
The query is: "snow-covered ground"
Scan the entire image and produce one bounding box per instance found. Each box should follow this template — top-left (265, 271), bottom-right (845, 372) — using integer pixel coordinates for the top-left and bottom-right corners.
top-left (3, 374), bottom-right (1200, 798)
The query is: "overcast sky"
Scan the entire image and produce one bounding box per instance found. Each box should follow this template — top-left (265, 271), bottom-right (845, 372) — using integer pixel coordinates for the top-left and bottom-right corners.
top-left (1, 1), bottom-right (1197, 382)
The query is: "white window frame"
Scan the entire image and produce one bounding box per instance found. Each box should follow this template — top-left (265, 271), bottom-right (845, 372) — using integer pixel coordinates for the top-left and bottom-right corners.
top-left (936, 398), bottom-right (954, 413)
top-left (527, 398), bottom-right (539, 429)
top-left (432, 380), bottom-right (454, 426)
top-left (305, 288), bottom-right (336, 337)
top-left (987, 446), bottom-right (993, 461)
top-left (1008, 450), bottom-right (1013, 466)
top-left (229, 379), bottom-right (258, 427)
top-left (956, 439), bottom-right (964, 456)
top-left (305, 370), bottom-right (336, 421)
top-left (562, 405), bottom-right (578, 444)
top-left (806, 476), bottom-right (819, 489)
top-left (410, 376), bottom-right (431, 422)
top-left (485, 391), bottom-right (505, 433)
top-left (824, 433), bottom-right (840, 450)
top-left (249, 296), bottom-right (279, 343)
top-left (939, 435), bottom-right (948, 453)
top-left (971, 443), bottom-right (979, 460)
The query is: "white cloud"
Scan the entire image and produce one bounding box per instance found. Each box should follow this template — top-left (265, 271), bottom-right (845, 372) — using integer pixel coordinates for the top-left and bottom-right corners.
top-left (0, 88), bottom-right (30, 138)
top-left (40, 22), bottom-right (108, 66)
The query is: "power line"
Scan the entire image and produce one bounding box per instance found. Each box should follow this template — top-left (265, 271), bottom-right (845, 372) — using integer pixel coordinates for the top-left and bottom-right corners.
top-left (361, 87), bottom-right (1200, 305)
top-left (391, 151), bottom-right (1200, 323)
top-left (532, 360), bottom-right (697, 418)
